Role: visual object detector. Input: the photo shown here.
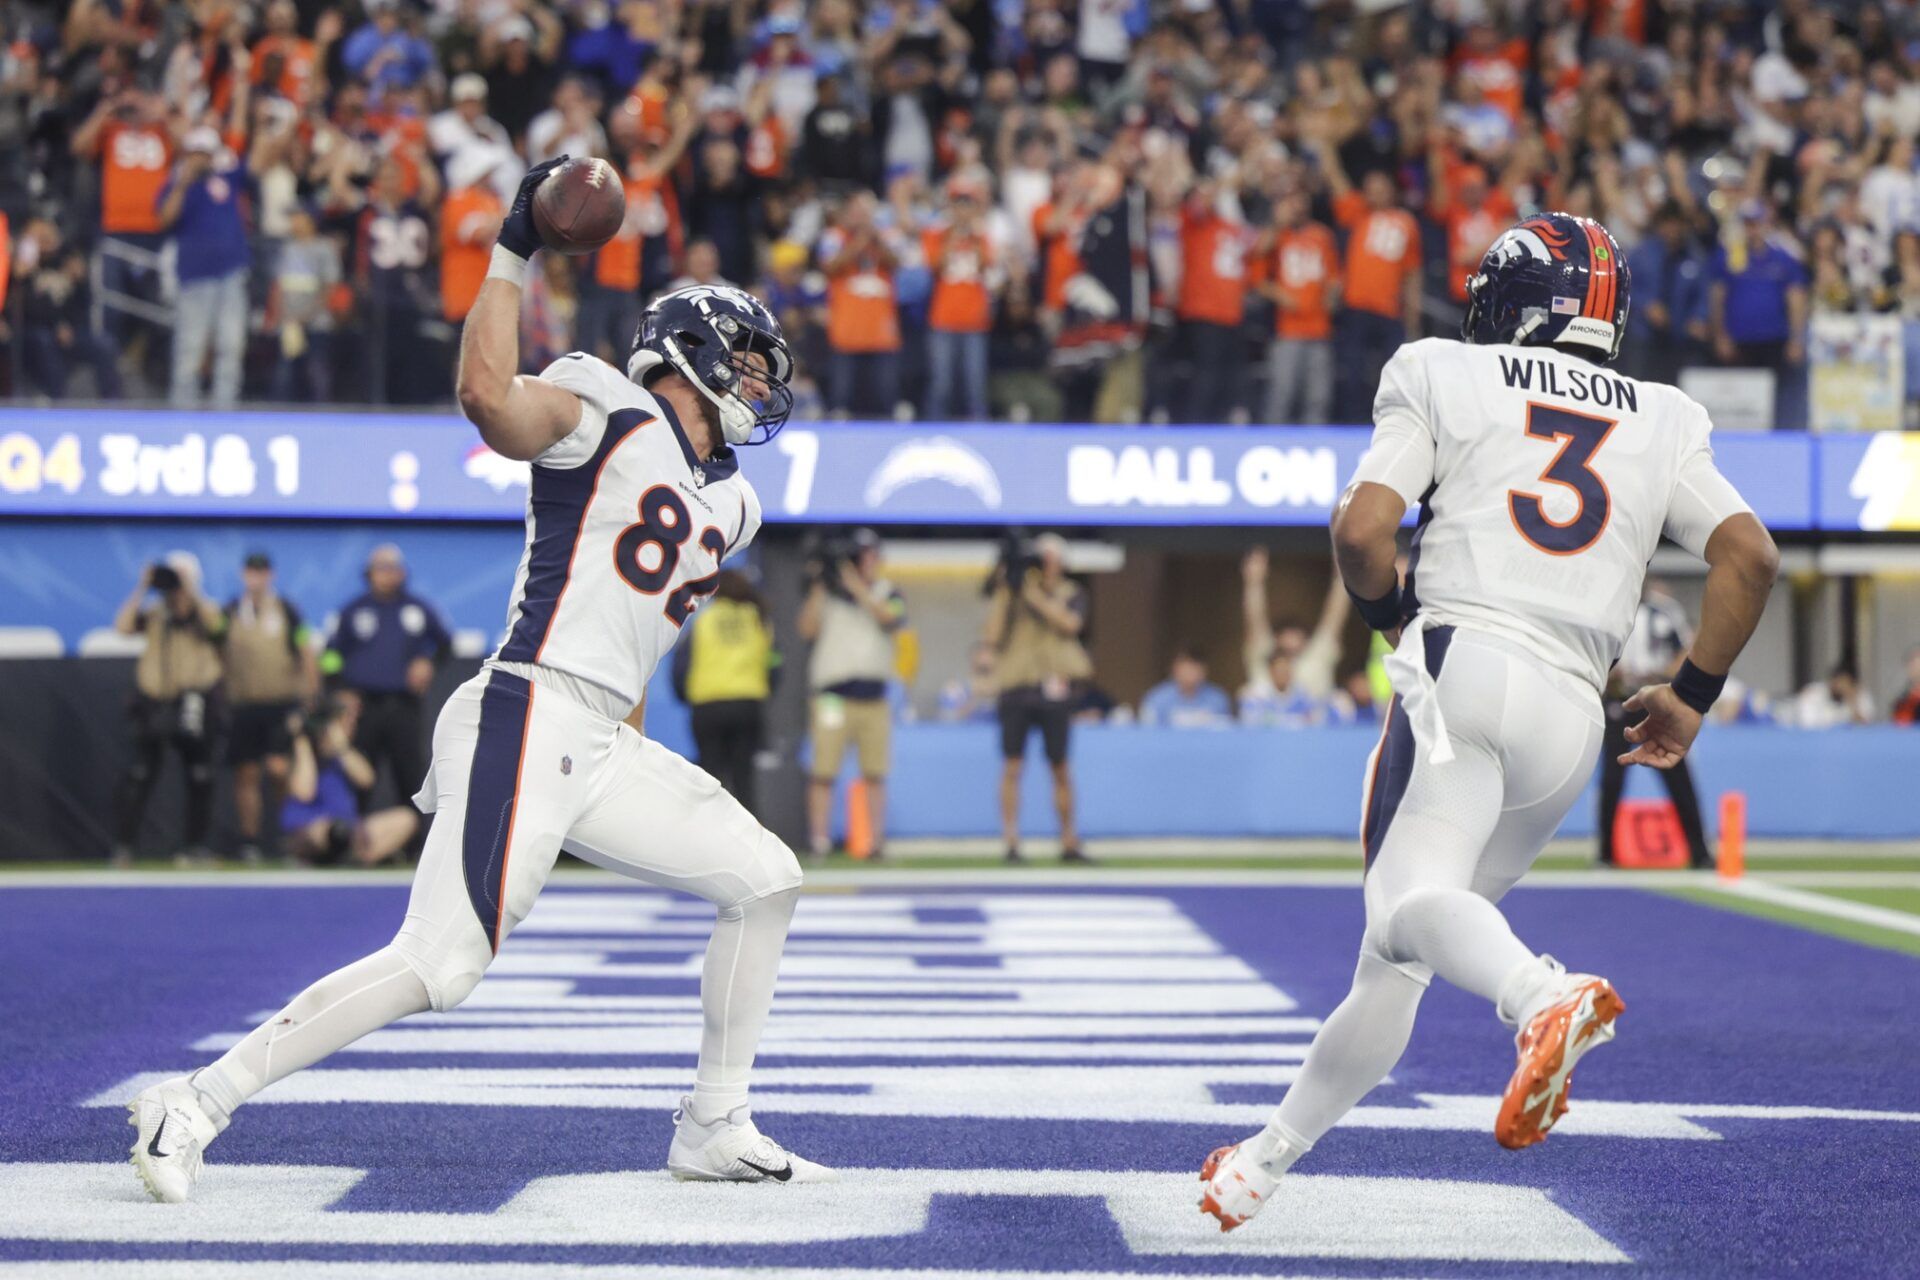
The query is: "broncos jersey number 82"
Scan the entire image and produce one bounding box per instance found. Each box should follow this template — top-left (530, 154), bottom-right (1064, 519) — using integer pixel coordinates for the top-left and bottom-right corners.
top-left (1509, 403), bottom-right (1616, 556)
top-left (615, 485), bottom-right (726, 624)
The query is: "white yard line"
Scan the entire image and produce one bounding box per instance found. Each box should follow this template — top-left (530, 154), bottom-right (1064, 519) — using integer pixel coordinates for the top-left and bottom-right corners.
top-left (1710, 877), bottom-right (1920, 938)
top-left (3, 868), bottom-right (1918, 912)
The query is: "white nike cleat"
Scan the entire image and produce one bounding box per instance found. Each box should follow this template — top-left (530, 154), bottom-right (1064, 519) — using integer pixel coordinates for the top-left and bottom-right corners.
top-left (1198, 1129), bottom-right (1300, 1232)
top-left (667, 1096), bottom-right (835, 1184)
top-left (128, 1075), bottom-right (222, 1203)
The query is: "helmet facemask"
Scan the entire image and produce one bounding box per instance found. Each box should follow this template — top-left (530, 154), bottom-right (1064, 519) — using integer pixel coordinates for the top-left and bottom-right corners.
top-left (630, 291), bottom-right (797, 446)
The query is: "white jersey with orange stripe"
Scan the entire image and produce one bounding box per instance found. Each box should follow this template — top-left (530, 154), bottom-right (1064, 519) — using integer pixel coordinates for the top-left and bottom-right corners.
top-left (1350, 338), bottom-right (1750, 696)
top-left (489, 352), bottom-right (763, 708)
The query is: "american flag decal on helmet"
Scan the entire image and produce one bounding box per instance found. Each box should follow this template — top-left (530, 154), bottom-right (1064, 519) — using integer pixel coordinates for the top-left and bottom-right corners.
top-left (1552, 296), bottom-right (1581, 314)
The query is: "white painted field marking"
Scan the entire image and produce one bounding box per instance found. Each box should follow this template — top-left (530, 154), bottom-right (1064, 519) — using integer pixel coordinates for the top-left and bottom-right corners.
top-left (0, 1163), bottom-right (1627, 1265)
top-left (190, 1029), bottom-right (1313, 1062)
top-left (1714, 878), bottom-right (1920, 937)
top-left (0, 1265), bottom-right (1427, 1280)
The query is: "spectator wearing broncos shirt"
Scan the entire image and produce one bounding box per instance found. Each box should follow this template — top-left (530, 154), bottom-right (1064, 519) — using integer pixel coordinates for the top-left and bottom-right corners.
top-left (354, 154), bottom-right (439, 405)
top-left (922, 176), bottom-right (1000, 421)
top-left (439, 152), bottom-right (504, 329)
top-left (579, 99), bottom-right (694, 361)
top-left (1425, 131), bottom-right (1515, 307)
top-left (1173, 179), bottom-right (1251, 424)
top-left (1892, 647), bottom-right (1920, 726)
top-left (1317, 139), bottom-right (1421, 425)
top-left (819, 192), bottom-right (904, 417)
top-left (72, 85), bottom-right (173, 370)
top-left (1256, 190), bottom-right (1338, 425)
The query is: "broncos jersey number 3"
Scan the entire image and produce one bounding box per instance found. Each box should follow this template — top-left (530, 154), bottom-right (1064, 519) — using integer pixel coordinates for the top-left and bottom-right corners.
top-left (614, 485), bottom-right (726, 625)
top-left (1508, 403), bottom-right (1616, 556)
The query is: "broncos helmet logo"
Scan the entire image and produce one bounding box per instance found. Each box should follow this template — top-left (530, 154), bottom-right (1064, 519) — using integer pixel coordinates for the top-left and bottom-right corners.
top-left (1517, 218), bottom-right (1574, 260)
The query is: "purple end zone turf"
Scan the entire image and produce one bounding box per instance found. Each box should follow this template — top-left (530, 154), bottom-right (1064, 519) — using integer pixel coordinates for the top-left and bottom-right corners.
top-left (0, 881), bottom-right (1914, 1277)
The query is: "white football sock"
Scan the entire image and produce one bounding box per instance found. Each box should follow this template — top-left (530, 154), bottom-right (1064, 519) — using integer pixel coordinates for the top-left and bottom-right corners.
top-left (690, 887), bottom-right (798, 1125)
top-left (1494, 954), bottom-right (1572, 1029)
top-left (194, 945), bottom-right (432, 1125)
top-left (1272, 951), bottom-right (1425, 1146)
top-left (1384, 886), bottom-right (1536, 1005)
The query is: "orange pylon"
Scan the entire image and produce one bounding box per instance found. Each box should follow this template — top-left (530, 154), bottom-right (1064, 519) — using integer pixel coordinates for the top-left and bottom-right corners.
top-left (1717, 792), bottom-right (1746, 880)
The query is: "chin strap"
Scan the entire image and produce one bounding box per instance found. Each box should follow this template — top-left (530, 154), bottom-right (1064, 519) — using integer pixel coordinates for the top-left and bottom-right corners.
top-left (656, 337), bottom-right (756, 445)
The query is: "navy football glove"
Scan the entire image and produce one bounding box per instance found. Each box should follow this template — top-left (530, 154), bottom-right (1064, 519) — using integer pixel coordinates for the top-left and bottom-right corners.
top-left (495, 155), bottom-right (568, 261)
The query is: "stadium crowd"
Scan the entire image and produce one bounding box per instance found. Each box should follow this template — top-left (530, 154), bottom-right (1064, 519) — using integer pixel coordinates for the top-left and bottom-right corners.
top-left (0, 0), bottom-right (1915, 425)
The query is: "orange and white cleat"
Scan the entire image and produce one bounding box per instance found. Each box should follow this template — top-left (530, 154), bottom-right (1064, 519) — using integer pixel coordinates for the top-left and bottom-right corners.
top-left (1198, 1139), bottom-right (1279, 1232)
top-left (1495, 975), bottom-right (1625, 1150)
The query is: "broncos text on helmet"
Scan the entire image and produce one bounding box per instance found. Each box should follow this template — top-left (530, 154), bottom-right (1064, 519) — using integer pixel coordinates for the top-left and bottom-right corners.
top-left (629, 285), bottom-right (796, 446)
top-left (1463, 212), bottom-right (1632, 364)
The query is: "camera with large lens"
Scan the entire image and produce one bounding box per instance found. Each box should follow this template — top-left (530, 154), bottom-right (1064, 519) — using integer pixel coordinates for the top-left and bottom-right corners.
top-left (985, 531), bottom-right (1039, 596)
top-left (149, 563), bottom-right (182, 592)
top-left (805, 531), bottom-right (863, 601)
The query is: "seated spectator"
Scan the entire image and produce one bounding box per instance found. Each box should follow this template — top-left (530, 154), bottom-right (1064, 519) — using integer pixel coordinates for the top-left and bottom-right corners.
top-left (280, 695), bottom-right (418, 867)
top-left (1793, 664), bottom-right (1875, 728)
top-left (1139, 649), bottom-right (1232, 728)
top-left (1238, 643), bottom-right (1328, 728)
top-left (1891, 647), bottom-right (1920, 726)
top-left (938, 642), bottom-right (999, 723)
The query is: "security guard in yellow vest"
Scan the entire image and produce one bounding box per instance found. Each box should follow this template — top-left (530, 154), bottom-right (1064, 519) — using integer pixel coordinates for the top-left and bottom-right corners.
top-left (673, 571), bottom-right (779, 815)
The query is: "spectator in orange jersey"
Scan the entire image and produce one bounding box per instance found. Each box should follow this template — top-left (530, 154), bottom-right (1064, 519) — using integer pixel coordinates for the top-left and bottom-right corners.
top-left (818, 192), bottom-right (904, 417)
top-left (72, 86), bottom-right (176, 372)
top-left (1174, 181), bottom-right (1251, 423)
top-left (1893, 647), bottom-right (1920, 726)
top-left (922, 177), bottom-right (1001, 420)
top-left (1449, 21), bottom-right (1529, 126)
top-left (1257, 190), bottom-right (1339, 425)
top-left (439, 152), bottom-right (505, 327)
top-left (1427, 136), bottom-right (1517, 305)
top-left (250, 0), bottom-right (321, 108)
top-left (1318, 142), bottom-right (1421, 423)
top-left (578, 100), bottom-right (694, 361)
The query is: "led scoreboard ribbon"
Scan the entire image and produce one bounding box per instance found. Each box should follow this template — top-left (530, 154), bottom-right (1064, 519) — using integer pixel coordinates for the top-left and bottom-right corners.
top-left (0, 407), bottom-right (1879, 531)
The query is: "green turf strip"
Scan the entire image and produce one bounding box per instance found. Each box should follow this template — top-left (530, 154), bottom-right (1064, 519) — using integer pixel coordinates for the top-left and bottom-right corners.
top-left (1660, 885), bottom-right (1920, 960)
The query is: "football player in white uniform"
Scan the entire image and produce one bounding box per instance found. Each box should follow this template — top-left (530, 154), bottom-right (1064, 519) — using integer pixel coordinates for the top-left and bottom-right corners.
top-left (1201, 213), bottom-right (1781, 1230)
top-left (130, 158), bottom-right (831, 1201)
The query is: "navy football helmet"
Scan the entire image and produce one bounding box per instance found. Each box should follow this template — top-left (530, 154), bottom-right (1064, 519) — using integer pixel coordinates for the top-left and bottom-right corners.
top-left (629, 285), bottom-right (795, 445)
top-left (1462, 213), bottom-right (1631, 363)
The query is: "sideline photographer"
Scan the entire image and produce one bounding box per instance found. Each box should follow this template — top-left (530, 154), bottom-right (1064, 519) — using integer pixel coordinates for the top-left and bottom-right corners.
top-left (110, 553), bottom-right (226, 866)
top-left (280, 694), bottom-right (420, 867)
top-left (984, 532), bottom-right (1093, 865)
top-left (798, 528), bottom-right (905, 860)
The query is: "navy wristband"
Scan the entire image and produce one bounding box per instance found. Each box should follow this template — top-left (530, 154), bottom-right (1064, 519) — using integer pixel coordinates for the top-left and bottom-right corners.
top-left (1348, 583), bottom-right (1403, 633)
top-left (1671, 659), bottom-right (1725, 715)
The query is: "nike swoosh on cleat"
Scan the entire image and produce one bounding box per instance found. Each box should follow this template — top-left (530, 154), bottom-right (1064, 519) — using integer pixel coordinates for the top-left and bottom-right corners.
top-left (737, 1157), bottom-right (793, 1182)
top-left (146, 1114), bottom-right (171, 1159)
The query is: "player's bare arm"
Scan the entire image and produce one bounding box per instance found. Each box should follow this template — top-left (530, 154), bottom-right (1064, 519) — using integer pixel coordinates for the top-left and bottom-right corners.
top-left (1621, 513), bottom-right (1779, 769)
top-left (454, 158), bottom-right (582, 461)
top-left (1330, 480), bottom-right (1407, 640)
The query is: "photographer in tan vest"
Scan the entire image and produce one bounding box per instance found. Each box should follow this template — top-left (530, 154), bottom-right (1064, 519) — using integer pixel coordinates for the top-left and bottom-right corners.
top-left (983, 533), bottom-right (1094, 864)
top-left (110, 552), bottom-right (226, 866)
top-left (224, 552), bottom-right (319, 864)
